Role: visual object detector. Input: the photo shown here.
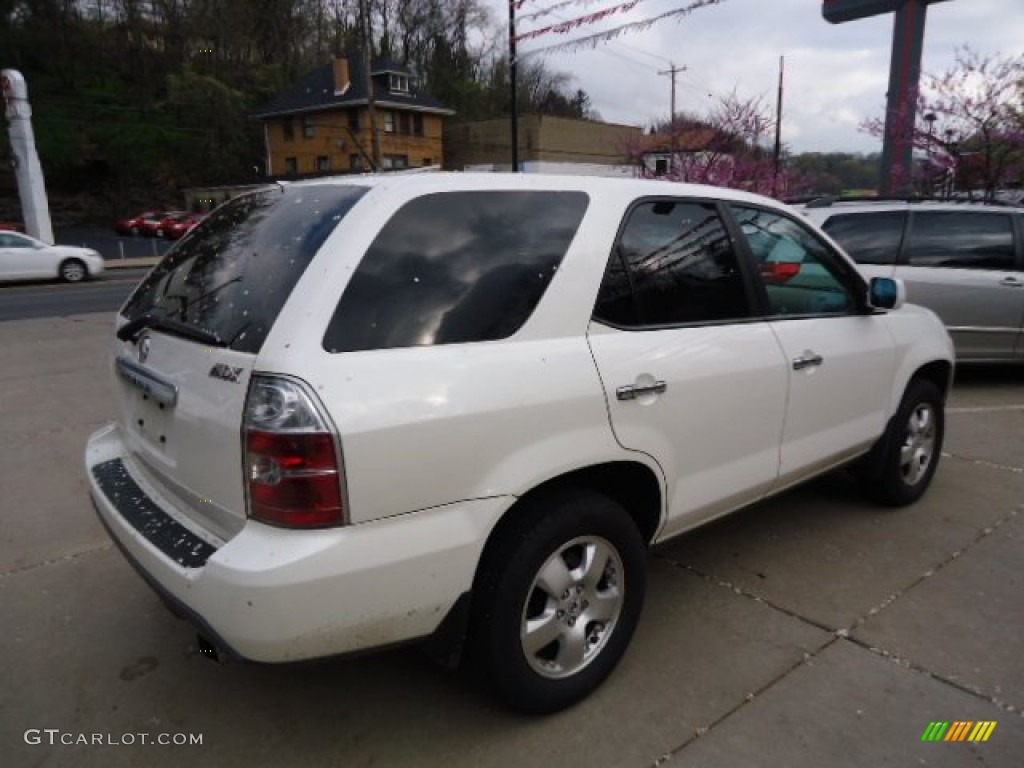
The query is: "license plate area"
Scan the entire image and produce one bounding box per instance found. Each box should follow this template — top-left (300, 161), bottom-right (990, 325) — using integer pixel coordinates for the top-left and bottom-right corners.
top-left (128, 388), bottom-right (177, 458)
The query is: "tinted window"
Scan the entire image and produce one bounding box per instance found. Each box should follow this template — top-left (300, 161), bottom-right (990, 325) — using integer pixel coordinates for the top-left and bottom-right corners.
top-left (122, 184), bottom-right (367, 353)
top-left (323, 191), bottom-right (589, 352)
top-left (821, 211), bottom-right (906, 265)
top-left (594, 200), bottom-right (749, 327)
top-left (0, 233), bottom-right (32, 248)
top-left (733, 205), bottom-right (858, 316)
top-left (907, 212), bottom-right (1015, 269)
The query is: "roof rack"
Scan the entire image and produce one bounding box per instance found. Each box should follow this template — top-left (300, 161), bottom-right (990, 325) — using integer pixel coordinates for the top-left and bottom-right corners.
top-left (790, 194), bottom-right (1022, 209)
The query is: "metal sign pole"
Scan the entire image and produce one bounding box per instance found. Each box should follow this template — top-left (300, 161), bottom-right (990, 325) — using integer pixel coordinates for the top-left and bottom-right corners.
top-left (2, 69), bottom-right (53, 243)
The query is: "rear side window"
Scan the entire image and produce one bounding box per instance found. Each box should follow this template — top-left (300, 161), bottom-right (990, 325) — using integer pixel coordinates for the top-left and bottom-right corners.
top-left (821, 211), bottom-right (906, 265)
top-left (907, 212), bottom-right (1016, 269)
top-left (122, 184), bottom-right (367, 353)
top-left (323, 191), bottom-right (589, 352)
top-left (594, 200), bottom-right (750, 327)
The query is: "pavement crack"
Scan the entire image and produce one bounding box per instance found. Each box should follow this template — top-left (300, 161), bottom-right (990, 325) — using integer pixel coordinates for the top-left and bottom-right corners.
top-left (841, 633), bottom-right (1024, 718)
top-left (846, 505), bottom-right (1020, 634)
top-left (654, 552), bottom-right (836, 635)
top-left (940, 450), bottom-right (1024, 474)
top-left (0, 543), bottom-right (113, 580)
top-left (650, 635), bottom-right (842, 767)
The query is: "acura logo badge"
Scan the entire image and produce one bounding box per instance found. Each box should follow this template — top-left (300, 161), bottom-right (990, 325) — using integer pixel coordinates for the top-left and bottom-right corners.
top-left (137, 332), bottom-right (151, 364)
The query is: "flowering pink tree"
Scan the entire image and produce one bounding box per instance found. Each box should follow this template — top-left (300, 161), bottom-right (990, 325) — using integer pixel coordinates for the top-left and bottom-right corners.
top-left (622, 91), bottom-right (814, 199)
top-left (862, 48), bottom-right (1024, 200)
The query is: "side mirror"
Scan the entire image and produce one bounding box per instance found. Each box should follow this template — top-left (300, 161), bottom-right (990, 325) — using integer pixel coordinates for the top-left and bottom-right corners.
top-left (868, 277), bottom-right (905, 311)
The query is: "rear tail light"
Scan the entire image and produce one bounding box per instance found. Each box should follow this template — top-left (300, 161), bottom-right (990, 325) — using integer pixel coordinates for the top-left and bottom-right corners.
top-left (243, 375), bottom-right (346, 528)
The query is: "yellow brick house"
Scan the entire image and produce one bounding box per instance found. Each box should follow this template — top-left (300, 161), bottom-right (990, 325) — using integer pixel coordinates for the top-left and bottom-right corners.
top-left (252, 52), bottom-right (454, 176)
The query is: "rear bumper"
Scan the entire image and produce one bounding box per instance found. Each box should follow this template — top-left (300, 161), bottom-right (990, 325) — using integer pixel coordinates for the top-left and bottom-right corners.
top-left (86, 422), bottom-right (508, 662)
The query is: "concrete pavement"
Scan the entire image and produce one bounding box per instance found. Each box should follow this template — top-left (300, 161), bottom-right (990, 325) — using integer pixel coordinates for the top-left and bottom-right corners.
top-left (0, 314), bottom-right (1021, 767)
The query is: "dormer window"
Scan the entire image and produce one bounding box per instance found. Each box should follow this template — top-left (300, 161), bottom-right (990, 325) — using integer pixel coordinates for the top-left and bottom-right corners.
top-left (389, 74), bottom-right (410, 93)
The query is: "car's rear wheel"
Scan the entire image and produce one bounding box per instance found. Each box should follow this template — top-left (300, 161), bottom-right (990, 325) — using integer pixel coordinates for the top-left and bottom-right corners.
top-left (472, 488), bottom-right (647, 713)
top-left (858, 378), bottom-right (944, 506)
top-left (59, 259), bottom-right (87, 283)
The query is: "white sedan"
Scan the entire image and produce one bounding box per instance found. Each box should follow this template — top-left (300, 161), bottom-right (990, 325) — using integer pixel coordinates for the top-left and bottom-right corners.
top-left (0, 231), bottom-right (104, 283)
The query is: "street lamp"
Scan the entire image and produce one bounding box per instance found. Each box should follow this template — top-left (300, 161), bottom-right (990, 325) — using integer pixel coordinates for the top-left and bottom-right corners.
top-left (923, 112), bottom-right (936, 196)
top-left (943, 129), bottom-right (956, 199)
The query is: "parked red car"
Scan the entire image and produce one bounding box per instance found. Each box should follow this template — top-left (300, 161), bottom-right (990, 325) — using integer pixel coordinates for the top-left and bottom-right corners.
top-left (143, 210), bottom-right (187, 237)
top-left (156, 212), bottom-right (207, 240)
top-left (114, 210), bottom-right (170, 237)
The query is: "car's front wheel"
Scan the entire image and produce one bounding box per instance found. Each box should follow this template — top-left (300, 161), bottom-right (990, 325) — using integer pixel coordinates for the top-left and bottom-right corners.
top-left (472, 488), bottom-right (647, 713)
top-left (858, 377), bottom-right (945, 506)
top-left (59, 259), bottom-right (87, 283)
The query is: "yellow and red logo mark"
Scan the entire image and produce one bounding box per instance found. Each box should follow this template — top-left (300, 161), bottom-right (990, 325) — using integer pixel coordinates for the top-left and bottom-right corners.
top-left (921, 721), bottom-right (997, 742)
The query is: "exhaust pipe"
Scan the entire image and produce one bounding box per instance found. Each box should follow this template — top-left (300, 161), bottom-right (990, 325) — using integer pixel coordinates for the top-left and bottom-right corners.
top-left (196, 634), bottom-right (226, 663)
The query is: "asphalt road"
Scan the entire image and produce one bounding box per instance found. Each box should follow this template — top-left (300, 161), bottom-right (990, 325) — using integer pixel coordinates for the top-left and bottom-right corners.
top-left (0, 269), bottom-right (149, 321)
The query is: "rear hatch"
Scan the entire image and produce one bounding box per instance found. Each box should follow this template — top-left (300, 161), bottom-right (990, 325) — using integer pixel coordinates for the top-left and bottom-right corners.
top-left (113, 183), bottom-right (367, 539)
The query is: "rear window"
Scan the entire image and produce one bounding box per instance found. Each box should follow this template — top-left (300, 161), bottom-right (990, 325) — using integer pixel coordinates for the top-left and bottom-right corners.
top-left (121, 184), bottom-right (367, 353)
top-left (322, 190), bottom-right (589, 352)
top-left (821, 211), bottom-right (907, 265)
top-left (907, 211), bottom-right (1016, 269)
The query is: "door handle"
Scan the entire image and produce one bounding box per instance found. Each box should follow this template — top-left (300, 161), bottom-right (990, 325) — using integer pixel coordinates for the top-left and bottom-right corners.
top-left (999, 276), bottom-right (1023, 288)
top-left (792, 354), bottom-right (824, 371)
top-left (616, 381), bottom-right (667, 401)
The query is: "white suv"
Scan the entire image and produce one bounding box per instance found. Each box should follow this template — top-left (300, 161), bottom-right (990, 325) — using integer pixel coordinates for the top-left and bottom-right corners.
top-left (87, 173), bottom-right (954, 713)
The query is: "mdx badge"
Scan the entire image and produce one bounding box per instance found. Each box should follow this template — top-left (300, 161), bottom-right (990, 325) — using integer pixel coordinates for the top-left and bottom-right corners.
top-left (209, 363), bottom-right (244, 383)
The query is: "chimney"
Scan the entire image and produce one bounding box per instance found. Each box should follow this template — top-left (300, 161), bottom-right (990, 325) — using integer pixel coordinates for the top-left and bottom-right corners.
top-left (333, 56), bottom-right (350, 95)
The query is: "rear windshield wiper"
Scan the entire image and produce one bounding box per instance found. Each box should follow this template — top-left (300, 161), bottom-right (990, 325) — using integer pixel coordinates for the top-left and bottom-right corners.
top-left (116, 313), bottom-right (226, 347)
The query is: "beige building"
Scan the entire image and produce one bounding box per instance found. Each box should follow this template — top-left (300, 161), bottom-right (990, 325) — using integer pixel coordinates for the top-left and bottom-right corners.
top-left (444, 116), bottom-right (644, 173)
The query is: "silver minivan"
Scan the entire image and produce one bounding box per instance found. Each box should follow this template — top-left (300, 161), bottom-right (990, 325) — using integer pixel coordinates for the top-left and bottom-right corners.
top-left (801, 200), bottom-right (1024, 362)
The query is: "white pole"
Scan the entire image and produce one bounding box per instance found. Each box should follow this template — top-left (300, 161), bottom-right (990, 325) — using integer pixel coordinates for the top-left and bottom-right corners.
top-left (2, 70), bottom-right (54, 244)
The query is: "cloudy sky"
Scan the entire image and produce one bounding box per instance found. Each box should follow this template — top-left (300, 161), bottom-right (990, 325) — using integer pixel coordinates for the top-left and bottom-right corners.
top-left (485, 0), bottom-right (1024, 154)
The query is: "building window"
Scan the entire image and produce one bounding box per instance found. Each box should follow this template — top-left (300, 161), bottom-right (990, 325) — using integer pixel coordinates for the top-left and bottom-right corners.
top-left (413, 113), bottom-right (424, 137)
top-left (350, 154), bottom-right (364, 171)
top-left (398, 112), bottom-right (410, 135)
top-left (383, 111), bottom-right (396, 133)
top-left (283, 117), bottom-right (294, 142)
top-left (284, 156), bottom-right (297, 174)
top-left (348, 110), bottom-right (360, 133)
top-left (389, 74), bottom-right (409, 93)
top-left (381, 154), bottom-right (409, 170)
top-left (302, 116), bottom-right (315, 139)
top-left (316, 155), bottom-right (330, 172)
top-left (653, 157), bottom-right (668, 177)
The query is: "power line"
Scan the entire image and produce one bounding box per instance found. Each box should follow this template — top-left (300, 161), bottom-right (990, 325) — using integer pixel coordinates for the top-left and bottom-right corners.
top-left (516, 0), bottom-right (726, 58)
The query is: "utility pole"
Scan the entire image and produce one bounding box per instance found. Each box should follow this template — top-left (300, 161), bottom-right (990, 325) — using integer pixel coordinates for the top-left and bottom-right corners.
top-left (773, 56), bottom-right (785, 197)
top-left (509, 1), bottom-right (519, 172)
top-left (658, 62), bottom-right (685, 173)
top-left (360, 0), bottom-right (380, 170)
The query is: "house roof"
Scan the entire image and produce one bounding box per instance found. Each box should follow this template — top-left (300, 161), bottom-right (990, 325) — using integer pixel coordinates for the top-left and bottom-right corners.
top-left (251, 53), bottom-right (454, 119)
top-left (637, 128), bottom-right (721, 154)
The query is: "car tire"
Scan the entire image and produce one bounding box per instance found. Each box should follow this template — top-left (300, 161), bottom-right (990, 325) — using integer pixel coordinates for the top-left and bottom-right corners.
top-left (857, 378), bottom-right (944, 507)
top-left (59, 259), bottom-right (87, 283)
top-left (472, 488), bottom-right (647, 714)
top-left (129, 226), bottom-right (140, 237)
